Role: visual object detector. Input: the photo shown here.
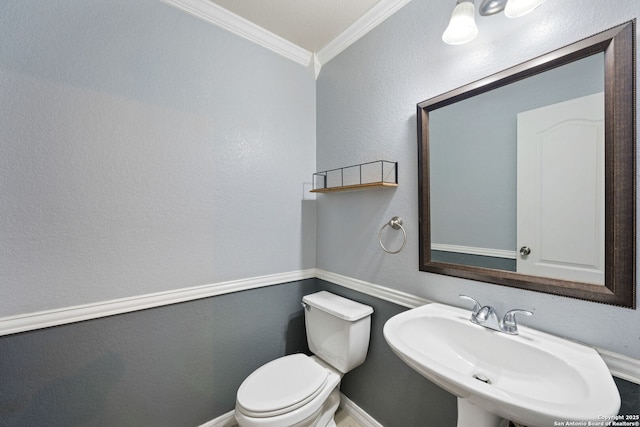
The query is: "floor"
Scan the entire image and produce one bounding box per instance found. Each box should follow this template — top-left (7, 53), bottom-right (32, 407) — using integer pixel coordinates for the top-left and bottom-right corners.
top-left (230, 408), bottom-right (363, 427)
top-left (334, 408), bottom-right (364, 427)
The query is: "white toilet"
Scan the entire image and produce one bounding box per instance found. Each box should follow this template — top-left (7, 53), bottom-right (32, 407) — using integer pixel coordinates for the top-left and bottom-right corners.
top-left (235, 291), bottom-right (374, 427)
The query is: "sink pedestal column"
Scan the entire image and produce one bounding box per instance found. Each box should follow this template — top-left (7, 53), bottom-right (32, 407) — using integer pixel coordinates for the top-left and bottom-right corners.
top-left (457, 398), bottom-right (504, 427)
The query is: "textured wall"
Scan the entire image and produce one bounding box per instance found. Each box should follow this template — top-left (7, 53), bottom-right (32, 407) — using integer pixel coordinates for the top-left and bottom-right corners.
top-left (1, 278), bottom-right (638, 426)
top-left (316, 0), bottom-right (640, 359)
top-left (319, 281), bottom-right (640, 423)
top-left (0, 0), bottom-right (316, 317)
top-left (0, 280), bottom-right (316, 427)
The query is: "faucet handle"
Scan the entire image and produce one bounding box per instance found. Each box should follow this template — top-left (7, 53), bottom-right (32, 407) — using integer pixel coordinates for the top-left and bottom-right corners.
top-left (459, 295), bottom-right (482, 315)
top-left (501, 309), bottom-right (533, 334)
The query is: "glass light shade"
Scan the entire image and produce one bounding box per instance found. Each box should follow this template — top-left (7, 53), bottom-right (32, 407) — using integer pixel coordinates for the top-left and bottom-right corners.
top-left (504, 0), bottom-right (546, 18)
top-left (442, 1), bottom-right (478, 45)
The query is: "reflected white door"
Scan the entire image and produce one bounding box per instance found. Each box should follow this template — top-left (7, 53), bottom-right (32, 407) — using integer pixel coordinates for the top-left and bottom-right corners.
top-left (516, 92), bottom-right (604, 285)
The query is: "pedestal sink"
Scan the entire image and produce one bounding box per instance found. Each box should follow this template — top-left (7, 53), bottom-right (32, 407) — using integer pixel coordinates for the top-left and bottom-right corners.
top-left (383, 303), bottom-right (620, 427)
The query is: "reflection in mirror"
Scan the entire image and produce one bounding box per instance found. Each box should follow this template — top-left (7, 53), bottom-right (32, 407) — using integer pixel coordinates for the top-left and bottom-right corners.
top-left (417, 21), bottom-right (636, 307)
top-left (430, 54), bottom-right (605, 284)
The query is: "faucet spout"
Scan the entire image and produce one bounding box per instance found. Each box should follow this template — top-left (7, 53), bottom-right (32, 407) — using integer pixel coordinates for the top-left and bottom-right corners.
top-left (473, 305), bottom-right (502, 330)
top-left (458, 295), bottom-right (481, 315)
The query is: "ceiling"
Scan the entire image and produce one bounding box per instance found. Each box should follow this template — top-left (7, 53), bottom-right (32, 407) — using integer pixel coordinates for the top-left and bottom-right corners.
top-left (161, 0), bottom-right (412, 76)
top-left (209, 0), bottom-right (383, 53)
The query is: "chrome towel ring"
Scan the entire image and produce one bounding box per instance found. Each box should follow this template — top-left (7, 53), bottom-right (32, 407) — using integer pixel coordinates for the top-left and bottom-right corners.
top-left (378, 216), bottom-right (407, 254)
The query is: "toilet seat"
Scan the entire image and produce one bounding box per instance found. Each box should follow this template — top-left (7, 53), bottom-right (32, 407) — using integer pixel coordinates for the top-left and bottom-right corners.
top-left (236, 354), bottom-right (329, 418)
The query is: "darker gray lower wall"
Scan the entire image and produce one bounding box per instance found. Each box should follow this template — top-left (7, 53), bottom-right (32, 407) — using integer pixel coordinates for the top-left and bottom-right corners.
top-left (317, 280), bottom-right (458, 427)
top-left (0, 280), bottom-right (317, 427)
top-left (323, 280), bottom-right (640, 424)
top-left (615, 377), bottom-right (640, 416)
top-left (1, 279), bottom-right (638, 427)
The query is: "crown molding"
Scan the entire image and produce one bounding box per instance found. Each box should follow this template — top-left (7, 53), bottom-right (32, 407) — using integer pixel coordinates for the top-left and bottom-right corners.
top-left (159, 0), bottom-right (413, 78)
top-left (159, 0), bottom-right (313, 68)
top-left (315, 0), bottom-right (413, 65)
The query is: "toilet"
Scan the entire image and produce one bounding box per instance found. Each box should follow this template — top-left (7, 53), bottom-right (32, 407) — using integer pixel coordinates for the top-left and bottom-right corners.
top-left (235, 291), bottom-right (374, 427)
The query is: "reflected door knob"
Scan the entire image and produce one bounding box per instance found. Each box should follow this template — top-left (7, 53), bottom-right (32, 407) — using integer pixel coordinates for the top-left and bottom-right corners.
top-left (519, 246), bottom-right (531, 256)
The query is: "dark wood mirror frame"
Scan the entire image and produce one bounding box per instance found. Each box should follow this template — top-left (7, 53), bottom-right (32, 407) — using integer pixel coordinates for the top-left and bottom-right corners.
top-left (417, 21), bottom-right (636, 308)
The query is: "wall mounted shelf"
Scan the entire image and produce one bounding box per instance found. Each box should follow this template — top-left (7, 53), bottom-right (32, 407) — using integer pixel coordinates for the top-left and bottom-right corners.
top-left (311, 160), bottom-right (398, 193)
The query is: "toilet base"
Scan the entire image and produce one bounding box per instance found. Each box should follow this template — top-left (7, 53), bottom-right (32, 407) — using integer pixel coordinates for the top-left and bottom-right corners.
top-left (313, 387), bottom-right (340, 427)
top-left (235, 380), bottom-right (342, 427)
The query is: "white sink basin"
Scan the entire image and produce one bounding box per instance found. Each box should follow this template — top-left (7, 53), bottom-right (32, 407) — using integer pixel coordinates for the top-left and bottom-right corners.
top-left (383, 303), bottom-right (620, 427)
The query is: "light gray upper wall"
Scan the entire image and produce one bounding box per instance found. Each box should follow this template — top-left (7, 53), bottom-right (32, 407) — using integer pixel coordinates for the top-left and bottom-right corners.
top-left (316, 0), bottom-right (640, 359)
top-left (0, 0), bottom-right (316, 316)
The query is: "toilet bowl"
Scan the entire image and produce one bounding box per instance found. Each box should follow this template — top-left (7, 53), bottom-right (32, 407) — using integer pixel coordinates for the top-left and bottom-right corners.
top-left (235, 291), bottom-right (373, 427)
top-left (235, 355), bottom-right (341, 427)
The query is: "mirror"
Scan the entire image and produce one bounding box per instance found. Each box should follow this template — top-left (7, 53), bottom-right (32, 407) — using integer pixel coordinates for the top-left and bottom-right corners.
top-left (417, 21), bottom-right (636, 308)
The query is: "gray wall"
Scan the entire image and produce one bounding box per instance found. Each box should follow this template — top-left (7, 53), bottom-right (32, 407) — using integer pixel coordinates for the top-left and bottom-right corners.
top-left (0, 280), bottom-right (316, 427)
top-left (316, 281), bottom-right (458, 427)
top-left (2, 280), bottom-right (637, 426)
top-left (317, 281), bottom-right (640, 423)
top-left (316, 0), bottom-right (640, 360)
top-left (0, 0), bottom-right (316, 317)
top-left (2, 0), bottom-right (640, 426)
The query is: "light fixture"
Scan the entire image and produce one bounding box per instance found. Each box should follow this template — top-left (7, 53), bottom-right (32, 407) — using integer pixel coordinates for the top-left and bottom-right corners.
top-left (442, 0), bottom-right (479, 45)
top-left (478, 0), bottom-right (508, 16)
top-left (504, 0), bottom-right (546, 18)
top-left (443, 0), bottom-right (546, 45)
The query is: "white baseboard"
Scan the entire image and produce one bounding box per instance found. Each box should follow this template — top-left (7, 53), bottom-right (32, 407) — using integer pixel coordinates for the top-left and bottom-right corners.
top-left (199, 409), bottom-right (236, 427)
top-left (339, 393), bottom-right (384, 427)
top-left (199, 393), bottom-right (382, 427)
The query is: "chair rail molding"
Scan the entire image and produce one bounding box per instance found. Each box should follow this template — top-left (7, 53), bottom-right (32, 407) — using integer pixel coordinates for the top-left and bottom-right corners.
top-left (2, 267), bottom-right (637, 385)
top-left (312, 269), bottom-right (640, 386)
top-left (0, 269), bottom-right (316, 337)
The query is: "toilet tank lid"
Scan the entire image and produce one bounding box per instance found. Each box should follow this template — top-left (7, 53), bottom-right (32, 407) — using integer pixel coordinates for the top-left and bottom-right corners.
top-left (303, 291), bottom-right (373, 321)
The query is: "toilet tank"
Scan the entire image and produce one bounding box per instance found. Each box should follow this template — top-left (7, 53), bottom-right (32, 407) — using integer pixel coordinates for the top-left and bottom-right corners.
top-left (302, 291), bottom-right (374, 373)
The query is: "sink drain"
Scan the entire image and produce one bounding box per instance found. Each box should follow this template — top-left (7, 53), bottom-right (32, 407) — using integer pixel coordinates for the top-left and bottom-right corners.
top-left (473, 373), bottom-right (492, 384)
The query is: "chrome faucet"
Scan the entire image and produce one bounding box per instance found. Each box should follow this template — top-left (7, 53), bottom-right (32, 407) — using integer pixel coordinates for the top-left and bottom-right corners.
top-left (459, 295), bottom-right (533, 335)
